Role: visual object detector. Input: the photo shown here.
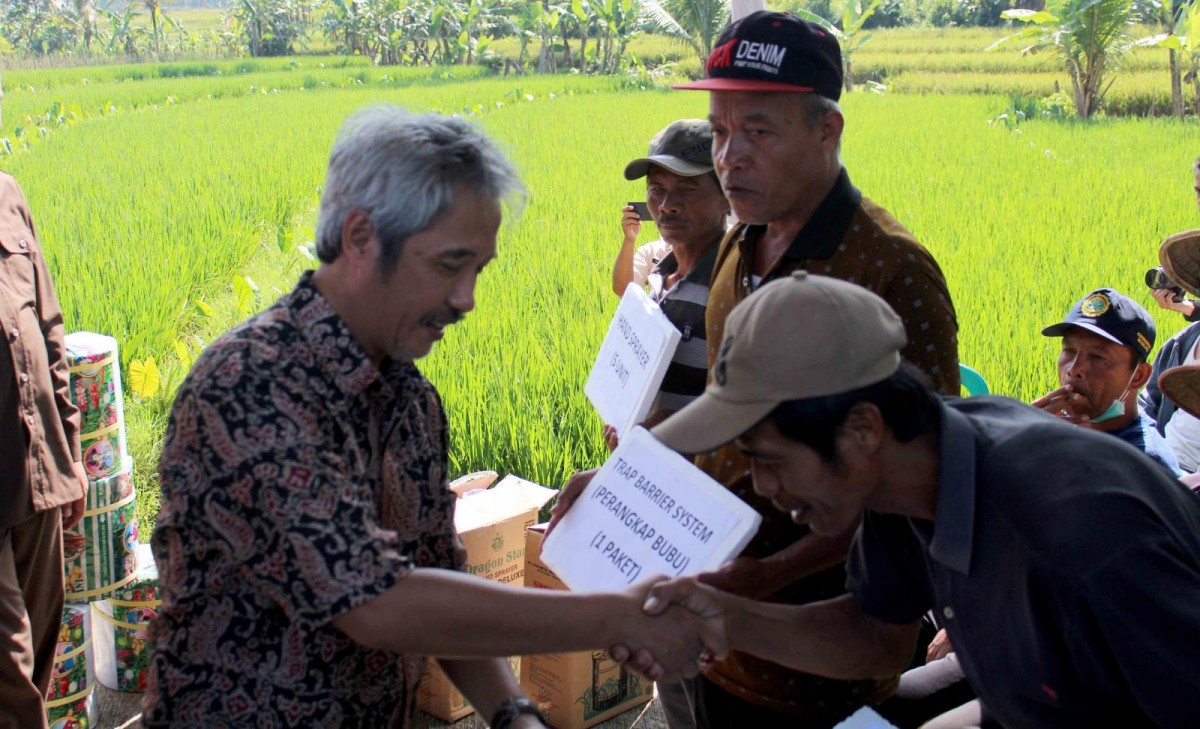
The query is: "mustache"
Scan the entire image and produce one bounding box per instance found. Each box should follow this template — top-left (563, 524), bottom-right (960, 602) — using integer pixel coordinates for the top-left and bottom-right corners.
top-left (1065, 381), bottom-right (1093, 401)
top-left (656, 215), bottom-right (685, 226)
top-left (422, 308), bottom-right (465, 328)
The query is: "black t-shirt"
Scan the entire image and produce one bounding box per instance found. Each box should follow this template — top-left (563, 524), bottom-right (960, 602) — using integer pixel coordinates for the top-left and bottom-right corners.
top-left (848, 396), bottom-right (1200, 728)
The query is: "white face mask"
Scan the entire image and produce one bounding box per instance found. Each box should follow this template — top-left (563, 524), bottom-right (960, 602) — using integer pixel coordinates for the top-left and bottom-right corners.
top-left (1090, 369), bottom-right (1138, 424)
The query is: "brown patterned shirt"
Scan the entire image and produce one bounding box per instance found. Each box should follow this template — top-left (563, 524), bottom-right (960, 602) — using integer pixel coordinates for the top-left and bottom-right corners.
top-left (696, 169), bottom-right (959, 716)
top-left (144, 271), bottom-right (466, 727)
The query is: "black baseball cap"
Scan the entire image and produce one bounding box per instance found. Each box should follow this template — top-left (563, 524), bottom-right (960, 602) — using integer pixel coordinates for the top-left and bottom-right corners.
top-left (1041, 288), bottom-right (1156, 360)
top-left (673, 11), bottom-right (843, 100)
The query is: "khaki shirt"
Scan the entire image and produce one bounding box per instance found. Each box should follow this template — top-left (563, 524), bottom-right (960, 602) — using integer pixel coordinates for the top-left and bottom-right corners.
top-left (696, 169), bottom-right (959, 715)
top-left (0, 171), bottom-right (82, 526)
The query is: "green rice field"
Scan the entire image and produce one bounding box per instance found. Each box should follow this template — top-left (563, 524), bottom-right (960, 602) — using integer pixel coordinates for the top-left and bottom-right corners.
top-left (3, 27), bottom-right (1199, 531)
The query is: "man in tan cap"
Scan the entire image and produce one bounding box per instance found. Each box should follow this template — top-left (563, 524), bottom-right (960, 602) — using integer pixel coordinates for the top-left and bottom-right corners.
top-left (635, 272), bottom-right (1200, 727)
top-left (1157, 364), bottom-right (1200, 490)
top-left (628, 10), bottom-right (958, 724)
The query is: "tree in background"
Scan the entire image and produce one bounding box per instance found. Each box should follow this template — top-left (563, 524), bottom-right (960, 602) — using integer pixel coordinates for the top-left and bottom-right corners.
top-left (794, 0), bottom-right (882, 92)
top-left (74, 0), bottom-right (100, 50)
top-left (995, 0), bottom-right (1136, 117)
top-left (1137, 0), bottom-right (1197, 117)
top-left (641, 0), bottom-right (728, 59)
top-left (1, 0), bottom-right (82, 54)
top-left (232, 0), bottom-right (313, 56)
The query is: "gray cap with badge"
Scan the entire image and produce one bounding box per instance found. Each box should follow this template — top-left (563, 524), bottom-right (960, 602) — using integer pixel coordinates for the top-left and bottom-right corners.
top-left (623, 119), bottom-right (715, 181)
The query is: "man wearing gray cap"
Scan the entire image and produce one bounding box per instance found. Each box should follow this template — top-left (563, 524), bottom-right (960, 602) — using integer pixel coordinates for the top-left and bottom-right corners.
top-left (607, 120), bottom-right (729, 436)
top-left (607, 120), bottom-right (729, 729)
top-left (640, 271), bottom-right (1200, 727)
top-left (612, 119), bottom-right (728, 306)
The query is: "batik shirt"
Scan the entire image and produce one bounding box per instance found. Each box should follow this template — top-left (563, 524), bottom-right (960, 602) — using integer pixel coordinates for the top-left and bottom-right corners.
top-left (143, 271), bottom-right (466, 727)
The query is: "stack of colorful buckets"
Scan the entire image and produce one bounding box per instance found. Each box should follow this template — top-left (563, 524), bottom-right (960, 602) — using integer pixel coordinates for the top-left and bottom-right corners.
top-left (49, 333), bottom-right (160, 727)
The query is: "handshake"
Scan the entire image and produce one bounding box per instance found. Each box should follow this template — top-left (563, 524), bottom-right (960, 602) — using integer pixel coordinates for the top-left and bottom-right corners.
top-left (606, 576), bottom-right (732, 683)
top-left (547, 469), bottom-right (746, 683)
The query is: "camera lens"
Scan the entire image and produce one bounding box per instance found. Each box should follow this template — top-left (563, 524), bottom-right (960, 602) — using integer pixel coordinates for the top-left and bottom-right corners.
top-left (1146, 267), bottom-right (1173, 290)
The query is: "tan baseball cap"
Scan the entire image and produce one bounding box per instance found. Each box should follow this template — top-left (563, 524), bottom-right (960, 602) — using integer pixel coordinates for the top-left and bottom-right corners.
top-left (1160, 229), bottom-right (1200, 298)
top-left (651, 270), bottom-right (907, 454)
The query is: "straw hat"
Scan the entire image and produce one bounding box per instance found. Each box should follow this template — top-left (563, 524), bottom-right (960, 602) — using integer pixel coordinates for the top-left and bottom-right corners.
top-left (1159, 229), bottom-right (1200, 297)
top-left (1159, 363), bottom-right (1200, 418)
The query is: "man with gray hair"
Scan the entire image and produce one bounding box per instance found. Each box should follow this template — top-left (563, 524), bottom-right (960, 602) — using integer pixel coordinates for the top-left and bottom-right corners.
top-left (146, 106), bottom-right (722, 726)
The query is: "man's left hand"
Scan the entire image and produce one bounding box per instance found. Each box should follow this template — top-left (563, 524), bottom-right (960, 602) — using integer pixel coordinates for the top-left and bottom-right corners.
top-left (601, 425), bottom-right (619, 453)
top-left (546, 469), bottom-right (595, 538)
top-left (1153, 288), bottom-right (1195, 316)
top-left (61, 461), bottom-right (89, 530)
top-left (1031, 385), bottom-right (1090, 425)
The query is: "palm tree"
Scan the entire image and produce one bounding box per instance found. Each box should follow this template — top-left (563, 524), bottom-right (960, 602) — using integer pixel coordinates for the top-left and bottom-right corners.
top-left (73, 0), bottom-right (98, 50)
top-left (641, 0), bottom-right (728, 59)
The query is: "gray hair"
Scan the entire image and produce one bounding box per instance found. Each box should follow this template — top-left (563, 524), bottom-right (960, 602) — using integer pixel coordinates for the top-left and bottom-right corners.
top-left (798, 93), bottom-right (842, 130)
top-left (798, 94), bottom-right (842, 159)
top-left (315, 105), bottom-right (526, 273)
top-left (1193, 155), bottom-right (1200, 175)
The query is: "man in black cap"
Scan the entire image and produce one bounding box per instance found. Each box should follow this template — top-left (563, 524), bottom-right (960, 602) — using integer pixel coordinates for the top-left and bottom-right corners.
top-left (667, 10), bottom-right (959, 724)
top-left (1034, 287), bottom-right (1180, 475)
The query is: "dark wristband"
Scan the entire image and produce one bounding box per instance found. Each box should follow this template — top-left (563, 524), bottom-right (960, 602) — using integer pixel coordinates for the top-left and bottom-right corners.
top-left (490, 697), bottom-right (547, 729)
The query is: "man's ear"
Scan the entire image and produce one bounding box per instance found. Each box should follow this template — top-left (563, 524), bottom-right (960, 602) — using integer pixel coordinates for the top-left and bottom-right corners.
top-left (840, 401), bottom-right (884, 453)
top-left (820, 110), bottom-right (845, 151)
top-left (341, 209), bottom-right (377, 265)
top-left (1130, 360), bottom-right (1153, 392)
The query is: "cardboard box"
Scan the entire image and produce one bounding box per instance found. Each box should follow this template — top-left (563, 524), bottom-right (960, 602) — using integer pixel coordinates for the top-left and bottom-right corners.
top-left (416, 476), bottom-right (557, 722)
top-left (419, 655), bottom-right (523, 723)
top-left (521, 525), bottom-right (654, 729)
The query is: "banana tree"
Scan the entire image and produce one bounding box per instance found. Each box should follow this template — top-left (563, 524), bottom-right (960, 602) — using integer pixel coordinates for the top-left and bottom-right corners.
top-left (536, 2), bottom-right (564, 73)
top-left (512, 0), bottom-right (542, 66)
top-left (1136, 0), bottom-right (1196, 117)
top-left (100, 2), bottom-right (145, 57)
top-left (794, 0), bottom-right (881, 93)
top-left (992, 0), bottom-right (1136, 119)
top-left (144, 0), bottom-right (161, 55)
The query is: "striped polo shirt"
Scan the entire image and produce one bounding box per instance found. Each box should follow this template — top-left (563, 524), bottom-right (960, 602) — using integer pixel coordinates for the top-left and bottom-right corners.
top-left (650, 242), bottom-right (718, 413)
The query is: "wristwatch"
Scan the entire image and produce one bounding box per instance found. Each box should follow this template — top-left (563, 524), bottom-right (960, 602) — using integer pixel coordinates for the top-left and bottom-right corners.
top-left (490, 697), bottom-right (547, 729)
